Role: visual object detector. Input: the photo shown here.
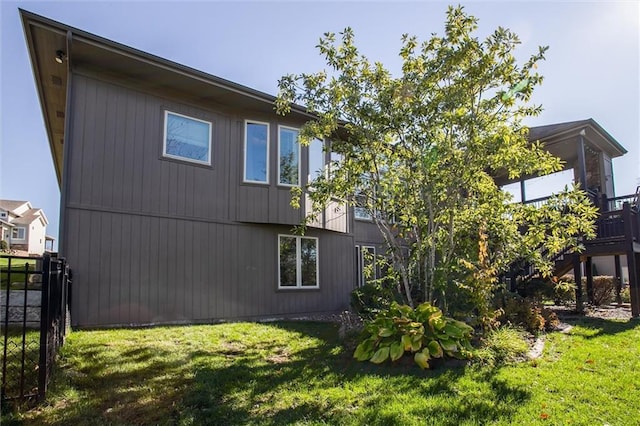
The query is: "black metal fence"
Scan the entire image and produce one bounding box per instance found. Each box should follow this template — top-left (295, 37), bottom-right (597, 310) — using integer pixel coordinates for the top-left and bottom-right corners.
top-left (1, 253), bottom-right (71, 410)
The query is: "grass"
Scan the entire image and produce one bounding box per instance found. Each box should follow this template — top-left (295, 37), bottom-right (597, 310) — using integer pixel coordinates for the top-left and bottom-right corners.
top-left (2, 317), bottom-right (639, 425)
top-left (1, 329), bottom-right (41, 408)
top-left (1, 257), bottom-right (38, 289)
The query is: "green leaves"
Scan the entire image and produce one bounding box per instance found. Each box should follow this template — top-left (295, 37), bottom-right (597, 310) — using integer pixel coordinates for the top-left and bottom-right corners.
top-left (370, 347), bottom-right (390, 364)
top-left (352, 302), bottom-right (473, 368)
top-left (275, 5), bottom-right (593, 327)
top-left (414, 350), bottom-right (430, 369)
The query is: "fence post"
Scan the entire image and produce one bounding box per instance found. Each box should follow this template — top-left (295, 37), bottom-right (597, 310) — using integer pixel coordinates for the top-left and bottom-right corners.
top-left (37, 253), bottom-right (51, 402)
top-left (1, 257), bottom-right (12, 405)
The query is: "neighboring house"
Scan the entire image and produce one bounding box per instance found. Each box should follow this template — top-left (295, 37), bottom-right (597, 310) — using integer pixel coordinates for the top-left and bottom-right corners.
top-left (20, 10), bottom-right (638, 327)
top-left (0, 200), bottom-right (51, 255)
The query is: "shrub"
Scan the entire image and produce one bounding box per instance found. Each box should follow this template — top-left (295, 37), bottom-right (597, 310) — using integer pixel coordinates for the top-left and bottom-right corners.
top-left (494, 293), bottom-right (557, 334)
top-left (350, 282), bottom-right (400, 320)
top-left (0, 240), bottom-right (8, 251)
top-left (473, 326), bottom-right (530, 367)
top-left (540, 307), bottom-right (559, 330)
top-left (521, 277), bottom-right (574, 305)
top-left (353, 302), bottom-right (474, 369)
top-left (560, 274), bottom-right (618, 306)
top-left (589, 276), bottom-right (616, 306)
top-left (621, 286), bottom-right (631, 304)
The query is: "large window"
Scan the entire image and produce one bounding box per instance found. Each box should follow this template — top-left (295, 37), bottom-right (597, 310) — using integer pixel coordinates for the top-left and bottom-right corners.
top-left (278, 126), bottom-right (300, 186)
top-left (244, 121), bottom-right (269, 183)
top-left (11, 227), bottom-right (25, 240)
top-left (278, 235), bottom-right (318, 289)
top-left (163, 111), bottom-right (212, 165)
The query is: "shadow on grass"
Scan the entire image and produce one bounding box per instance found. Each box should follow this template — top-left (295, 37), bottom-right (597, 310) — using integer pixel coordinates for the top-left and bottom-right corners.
top-left (13, 321), bottom-right (534, 425)
top-left (32, 343), bottom-right (193, 425)
top-left (559, 316), bottom-right (640, 339)
top-left (181, 321), bottom-right (531, 425)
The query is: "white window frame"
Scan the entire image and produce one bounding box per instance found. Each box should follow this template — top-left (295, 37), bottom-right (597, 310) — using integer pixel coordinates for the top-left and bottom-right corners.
top-left (277, 125), bottom-right (301, 187)
top-left (278, 234), bottom-right (319, 289)
top-left (12, 227), bottom-right (26, 240)
top-left (355, 245), bottom-right (376, 287)
top-left (162, 110), bottom-right (212, 166)
top-left (243, 120), bottom-right (270, 184)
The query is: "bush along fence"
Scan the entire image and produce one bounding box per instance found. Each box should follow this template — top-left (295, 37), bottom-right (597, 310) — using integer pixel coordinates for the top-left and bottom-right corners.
top-left (1, 253), bottom-right (71, 411)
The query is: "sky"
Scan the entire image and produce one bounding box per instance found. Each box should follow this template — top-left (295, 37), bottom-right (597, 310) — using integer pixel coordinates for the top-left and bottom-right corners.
top-left (1, 0), bottom-right (639, 250)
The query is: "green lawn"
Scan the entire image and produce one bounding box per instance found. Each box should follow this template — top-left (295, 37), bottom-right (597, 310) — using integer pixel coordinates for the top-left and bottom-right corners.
top-left (4, 318), bottom-right (640, 425)
top-left (1, 257), bottom-right (38, 289)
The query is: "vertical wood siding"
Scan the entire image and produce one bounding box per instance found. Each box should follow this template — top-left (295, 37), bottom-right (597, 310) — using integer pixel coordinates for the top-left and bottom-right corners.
top-left (66, 209), bottom-right (354, 326)
top-left (64, 74), bottom-right (355, 327)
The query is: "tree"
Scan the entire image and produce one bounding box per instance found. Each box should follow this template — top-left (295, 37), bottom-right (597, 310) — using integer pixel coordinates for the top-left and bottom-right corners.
top-left (275, 6), bottom-right (597, 319)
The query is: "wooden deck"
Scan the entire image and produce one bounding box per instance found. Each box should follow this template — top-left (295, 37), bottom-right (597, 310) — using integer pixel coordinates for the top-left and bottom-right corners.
top-left (520, 189), bottom-right (640, 317)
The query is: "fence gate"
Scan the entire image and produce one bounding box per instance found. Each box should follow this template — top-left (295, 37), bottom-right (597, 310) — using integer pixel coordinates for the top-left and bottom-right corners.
top-left (1, 253), bottom-right (71, 411)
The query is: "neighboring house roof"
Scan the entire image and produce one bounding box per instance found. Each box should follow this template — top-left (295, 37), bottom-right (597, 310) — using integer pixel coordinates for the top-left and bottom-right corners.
top-left (0, 200), bottom-right (30, 216)
top-left (20, 9), bottom-right (315, 186)
top-left (0, 200), bottom-right (49, 226)
top-left (12, 208), bottom-right (49, 227)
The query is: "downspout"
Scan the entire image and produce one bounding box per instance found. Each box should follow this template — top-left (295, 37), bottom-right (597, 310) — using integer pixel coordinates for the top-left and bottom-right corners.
top-left (58, 30), bottom-right (73, 257)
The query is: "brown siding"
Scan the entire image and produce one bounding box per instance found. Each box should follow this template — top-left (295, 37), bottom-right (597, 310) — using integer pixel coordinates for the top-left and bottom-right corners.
top-left (64, 73), bottom-right (355, 327)
top-left (66, 209), bottom-right (354, 327)
top-left (354, 219), bottom-right (385, 246)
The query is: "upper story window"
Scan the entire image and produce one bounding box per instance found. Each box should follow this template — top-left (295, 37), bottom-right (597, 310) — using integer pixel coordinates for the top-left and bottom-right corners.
top-left (163, 111), bottom-right (212, 165)
top-left (278, 235), bottom-right (319, 289)
top-left (12, 227), bottom-right (25, 240)
top-left (244, 121), bottom-right (269, 183)
top-left (278, 126), bottom-right (300, 186)
top-left (308, 138), bottom-right (324, 185)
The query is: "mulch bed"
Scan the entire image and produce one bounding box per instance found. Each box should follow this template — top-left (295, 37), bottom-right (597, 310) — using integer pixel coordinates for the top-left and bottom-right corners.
top-left (549, 303), bottom-right (634, 321)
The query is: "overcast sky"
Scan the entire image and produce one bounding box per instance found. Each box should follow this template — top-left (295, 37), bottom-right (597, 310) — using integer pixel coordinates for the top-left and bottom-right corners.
top-left (1, 1), bottom-right (638, 249)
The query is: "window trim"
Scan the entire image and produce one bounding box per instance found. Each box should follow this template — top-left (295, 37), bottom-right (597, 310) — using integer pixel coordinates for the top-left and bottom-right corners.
top-left (162, 110), bottom-right (212, 166)
top-left (12, 227), bottom-right (26, 241)
top-left (277, 125), bottom-right (301, 187)
top-left (278, 234), bottom-right (319, 289)
top-left (243, 120), bottom-right (270, 184)
top-left (355, 245), bottom-right (376, 287)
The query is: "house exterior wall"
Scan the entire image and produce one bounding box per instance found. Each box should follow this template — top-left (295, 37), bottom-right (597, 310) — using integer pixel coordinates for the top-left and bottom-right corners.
top-left (63, 71), bottom-right (356, 327)
top-left (27, 220), bottom-right (46, 255)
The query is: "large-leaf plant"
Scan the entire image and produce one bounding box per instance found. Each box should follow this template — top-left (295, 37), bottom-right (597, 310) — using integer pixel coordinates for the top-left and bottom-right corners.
top-left (354, 302), bottom-right (474, 369)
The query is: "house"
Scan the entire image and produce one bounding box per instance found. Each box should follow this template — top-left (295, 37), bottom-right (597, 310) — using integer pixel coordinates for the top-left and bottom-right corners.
top-left (0, 200), bottom-right (51, 255)
top-left (20, 10), bottom-right (638, 327)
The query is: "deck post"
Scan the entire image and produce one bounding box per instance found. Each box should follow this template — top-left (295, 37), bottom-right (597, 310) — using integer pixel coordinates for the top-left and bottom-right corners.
top-left (573, 254), bottom-right (584, 313)
top-left (614, 255), bottom-right (622, 304)
top-left (585, 257), bottom-right (594, 304)
top-left (576, 130), bottom-right (588, 190)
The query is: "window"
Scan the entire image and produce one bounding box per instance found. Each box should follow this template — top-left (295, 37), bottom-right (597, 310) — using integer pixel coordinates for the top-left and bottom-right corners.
top-left (278, 126), bottom-right (300, 186)
top-left (355, 245), bottom-right (376, 287)
top-left (163, 111), bottom-right (212, 165)
top-left (244, 121), bottom-right (269, 183)
top-left (308, 138), bottom-right (324, 184)
top-left (354, 192), bottom-right (373, 221)
top-left (12, 227), bottom-right (25, 240)
top-left (278, 235), bottom-right (318, 288)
